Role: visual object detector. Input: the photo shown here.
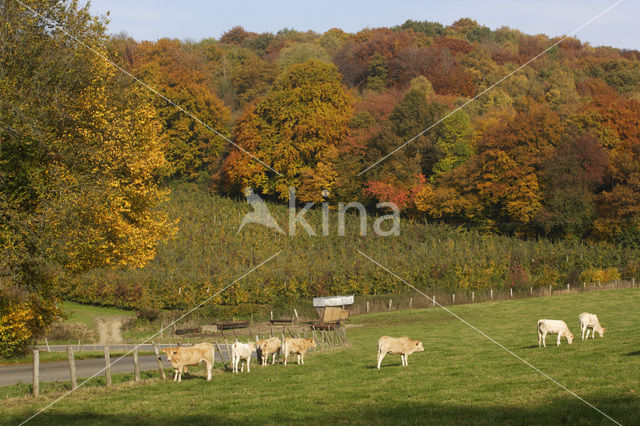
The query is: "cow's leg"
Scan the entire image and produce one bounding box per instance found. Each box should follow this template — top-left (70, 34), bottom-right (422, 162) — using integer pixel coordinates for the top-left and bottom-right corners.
top-left (247, 357), bottom-right (251, 372)
top-left (581, 324), bottom-right (585, 340)
top-left (586, 328), bottom-right (591, 339)
top-left (284, 350), bottom-right (288, 366)
top-left (557, 333), bottom-right (561, 346)
top-left (377, 351), bottom-right (385, 369)
top-left (538, 331), bottom-right (542, 348)
top-left (301, 352), bottom-right (305, 365)
top-left (178, 366), bottom-right (183, 382)
top-left (297, 354), bottom-right (301, 365)
top-left (206, 361), bottom-right (212, 381)
top-left (542, 331), bottom-right (547, 348)
top-left (591, 328), bottom-right (595, 339)
top-left (173, 369), bottom-right (178, 381)
top-left (405, 354), bottom-right (409, 366)
top-left (272, 352), bottom-right (276, 365)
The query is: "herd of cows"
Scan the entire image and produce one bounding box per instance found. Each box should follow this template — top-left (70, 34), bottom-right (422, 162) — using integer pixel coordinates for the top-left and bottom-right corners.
top-left (537, 312), bottom-right (605, 347)
top-left (159, 312), bottom-right (606, 381)
top-left (160, 337), bottom-right (316, 382)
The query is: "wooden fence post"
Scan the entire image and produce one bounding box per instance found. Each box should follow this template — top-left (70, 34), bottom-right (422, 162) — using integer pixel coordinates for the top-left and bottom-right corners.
top-left (530, 286), bottom-right (533, 295)
top-left (44, 337), bottom-right (50, 353)
top-left (33, 349), bottom-right (39, 398)
top-left (433, 295), bottom-right (436, 306)
top-left (583, 282), bottom-right (586, 290)
top-left (214, 341), bottom-right (227, 370)
top-left (388, 299), bottom-right (392, 311)
top-left (409, 298), bottom-right (413, 309)
top-left (452, 294), bottom-right (455, 305)
top-left (366, 301), bottom-right (370, 313)
top-left (67, 346), bottom-right (77, 389)
top-left (104, 345), bottom-right (111, 387)
top-left (567, 283), bottom-right (570, 291)
top-left (490, 289), bottom-right (493, 301)
top-left (152, 342), bottom-right (166, 380)
top-left (510, 288), bottom-right (513, 298)
top-left (549, 285), bottom-right (552, 295)
top-left (633, 278), bottom-right (635, 288)
top-left (294, 309), bottom-right (299, 321)
top-left (133, 349), bottom-right (140, 382)
top-left (472, 291), bottom-right (475, 303)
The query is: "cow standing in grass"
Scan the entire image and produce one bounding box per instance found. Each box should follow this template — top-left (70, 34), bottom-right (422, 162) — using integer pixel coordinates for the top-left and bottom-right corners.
top-left (231, 342), bottom-right (257, 373)
top-left (283, 337), bottom-right (316, 365)
top-left (580, 312), bottom-right (605, 339)
top-left (537, 319), bottom-right (574, 347)
top-left (162, 343), bottom-right (214, 382)
top-left (376, 336), bottom-right (424, 369)
top-left (257, 337), bottom-right (281, 366)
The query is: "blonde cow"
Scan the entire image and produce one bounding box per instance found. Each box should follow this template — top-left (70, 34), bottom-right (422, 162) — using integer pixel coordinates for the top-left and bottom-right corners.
top-left (161, 343), bottom-right (214, 382)
top-left (537, 319), bottom-right (574, 347)
top-left (376, 336), bottom-right (424, 370)
top-left (580, 312), bottom-right (605, 340)
top-left (283, 337), bottom-right (316, 365)
top-left (257, 337), bottom-right (281, 366)
top-left (231, 341), bottom-right (257, 373)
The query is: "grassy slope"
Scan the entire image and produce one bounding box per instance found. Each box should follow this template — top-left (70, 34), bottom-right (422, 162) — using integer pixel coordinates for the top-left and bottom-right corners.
top-left (3, 289), bottom-right (639, 425)
top-left (61, 302), bottom-right (133, 328)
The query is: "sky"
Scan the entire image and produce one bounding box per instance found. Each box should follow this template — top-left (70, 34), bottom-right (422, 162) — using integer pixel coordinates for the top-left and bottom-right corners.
top-left (88, 0), bottom-right (637, 50)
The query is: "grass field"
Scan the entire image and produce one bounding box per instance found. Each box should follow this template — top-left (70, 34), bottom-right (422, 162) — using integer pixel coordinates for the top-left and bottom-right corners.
top-left (2, 288), bottom-right (639, 425)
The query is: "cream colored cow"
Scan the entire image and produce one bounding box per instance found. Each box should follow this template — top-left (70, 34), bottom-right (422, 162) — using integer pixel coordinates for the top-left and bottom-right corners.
top-left (283, 337), bottom-right (316, 365)
top-left (376, 336), bottom-right (424, 369)
top-left (257, 337), bottom-right (281, 366)
top-left (537, 319), bottom-right (574, 347)
top-left (580, 312), bottom-right (605, 339)
top-left (162, 343), bottom-right (214, 382)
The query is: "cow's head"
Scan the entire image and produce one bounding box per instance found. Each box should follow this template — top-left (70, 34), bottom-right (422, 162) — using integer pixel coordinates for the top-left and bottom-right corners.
top-left (415, 340), bottom-right (424, 352)
top-left (162, 347), bottom-right (179, 361)
top-left (307, 338), bottom-right (316, 349)
top-left (567, 333), bottom-right (574, 344)
top-left (597, 327), bottom-right (605, 338)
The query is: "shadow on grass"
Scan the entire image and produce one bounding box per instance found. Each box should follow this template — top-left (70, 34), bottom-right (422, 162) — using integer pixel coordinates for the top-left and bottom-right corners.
top-left (14, 395), bottom-right (636, 425)
top-left (623, 350), bottom-right (640, 356)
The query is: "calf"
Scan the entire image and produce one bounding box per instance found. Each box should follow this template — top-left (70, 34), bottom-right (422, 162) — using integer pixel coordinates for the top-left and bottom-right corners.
top-left (580, 312), bottom-right (605, 340)
top-left (162, 343), bottom-right (214, 382)
top-left (283, 337), bottom-right (316, 365)
top-left (376, 336), bottom-right (424, 369)
top-left (257, 337), bottom-right (281, 366)
top-left (537, 319), bottom-right (574, 347)
top-left (231, 341), bottom-right (257, 373)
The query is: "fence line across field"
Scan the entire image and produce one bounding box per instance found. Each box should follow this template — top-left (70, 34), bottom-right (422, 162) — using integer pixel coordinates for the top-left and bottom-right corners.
top-left (29, 326), bottom-right (348, 398)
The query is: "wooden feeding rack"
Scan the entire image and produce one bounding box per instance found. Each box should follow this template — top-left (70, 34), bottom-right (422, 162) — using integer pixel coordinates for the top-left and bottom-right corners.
top-left (313, 295), bottom-right (353, 326)
top-left (215, 320), bottom-right (249, 330)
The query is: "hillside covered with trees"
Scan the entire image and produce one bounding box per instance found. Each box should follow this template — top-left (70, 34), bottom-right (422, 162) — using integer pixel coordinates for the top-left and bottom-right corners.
top-left (111, 19), bottom-right (640, 243)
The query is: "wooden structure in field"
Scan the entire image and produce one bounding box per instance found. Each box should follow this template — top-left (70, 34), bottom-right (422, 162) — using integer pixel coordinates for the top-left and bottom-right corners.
top-left (313, 295), bottom-right (353, 326)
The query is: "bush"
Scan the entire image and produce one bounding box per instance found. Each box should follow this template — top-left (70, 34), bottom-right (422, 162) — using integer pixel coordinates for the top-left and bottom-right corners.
top-left (45, 322), bottom-right (95, 342)
top-left (136, 308), bottom-right (160, 322)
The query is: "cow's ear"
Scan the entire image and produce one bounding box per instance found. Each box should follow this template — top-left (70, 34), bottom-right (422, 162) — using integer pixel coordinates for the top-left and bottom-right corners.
top-left (415, 341), bottom-right (419, 346)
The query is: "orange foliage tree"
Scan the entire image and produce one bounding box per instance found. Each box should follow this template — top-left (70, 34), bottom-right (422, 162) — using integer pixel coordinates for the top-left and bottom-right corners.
top-left (221, 60), bottom-right (352, 202)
